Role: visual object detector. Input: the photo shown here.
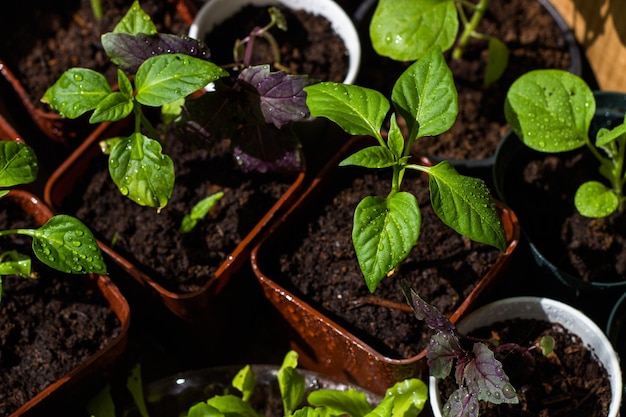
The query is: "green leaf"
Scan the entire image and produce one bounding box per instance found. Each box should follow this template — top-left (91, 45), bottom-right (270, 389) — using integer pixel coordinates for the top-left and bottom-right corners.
top-left (307, 389), bottom-right (372, 417)
top-left (127, 363), bottom-right (150, 417)
top-left (597, 121), bottom-right (626, 147)
top-left (118, 69), bottom-right (134, 96)
top-left (181, 191), bottom-right (224, 233)
top-left (0, 141), bottom-right (38, 187)
top-left (99, 137), bottom-right (124, 155)
top-left (29, 215), bottom-right (107, 274)
top-left (353, 192), bottom-right (421, 292)
top-left (109, 133), bottom-right (175, 209)
top-left (291, 407), bottom-right (325, 417)
top-left (41, 68), bottom-right (112, 119)
top-left (232, 364), bottom-right (255, 402)
top-left (339, 146), bottom-right (396, 169)
top-left (370, 0), bottom-right (457, 61)
top-left (0, 250), bottom-right (31, 278)
top-left (278, 367), bottom-right (305, 416)
top-left (365, 396), bottom-right (394, 417)
top-left (384, 378), bottom-right (427, 417)
top-left (484, 36), bottom-right (509, 86)
top-left (387, 114), bottom-right (405, 159)
top-left (504, 69), bottom-right (595, 152)
top-left (112, 0), bottom-right (157, 35)
top-left (162, 97), bottom-right (185, 126)
top-left (90, 91), bottom-right (134, 123)
top-left (135, 54), bottom-right (228, 107)
top-left (574, 180), bottom-right (619, 218)
top-left (188, 402), bottom-right (225, 417)
top-left (428, 161), bottom-right (506, 251)
top-left (304, 82), bottom-right (389, 139)
top-left (391, 47), bottom-right (458, 139)
top-left (205, 395), bottom-right (260, 417)
top-left (86, 384), bottom-right (116, 417)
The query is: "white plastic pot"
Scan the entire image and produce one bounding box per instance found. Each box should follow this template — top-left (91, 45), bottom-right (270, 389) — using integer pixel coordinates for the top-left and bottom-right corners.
top-left (188, 0), bottom-right (361, 84)
top-left (429, 297), bottom-right (622, 417)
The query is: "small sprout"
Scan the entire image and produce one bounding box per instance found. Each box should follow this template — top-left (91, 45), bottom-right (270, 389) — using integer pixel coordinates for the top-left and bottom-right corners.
top-left (505, 69), bottom-right (626, 218)
top-left (180, 191), bottom-right (224, 233)
top-left (539, 335), bottom-right (555, 356)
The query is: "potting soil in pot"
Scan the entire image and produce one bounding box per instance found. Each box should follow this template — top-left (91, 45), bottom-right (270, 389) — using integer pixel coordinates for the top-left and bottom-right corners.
top-left (0, 198), bottom-right (121, 416)
top-left (0, 0), bottom-right (190, 111)
top-left (202, 5), bottom-right (349, 83)
top-left (357, 0), bottom-right (575, 162)
top-left (437, 318), bottom-right (612, 416)
top-left (277, 167), bottom-right (502, 359)
top-left (65, 128), bottom-right (295, 294)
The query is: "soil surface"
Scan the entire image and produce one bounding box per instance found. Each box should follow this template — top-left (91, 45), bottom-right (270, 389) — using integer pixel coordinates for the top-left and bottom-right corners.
top-left (203, 5), bottom-right (349, 83)
top-left (0, 197), bottom-right (121, 416)
top-left (497, 136), bottom-right (626, 284)
top-left (61, 127), bottom-right (297, 294)
top-left (0, 0), bottom-right (190, 112)
top-left (438, 318), bottom-right (612, 417)
top-left (269, 152), bottom-right (504, 359)
top-left (356, 0), bottom-right (575, 163)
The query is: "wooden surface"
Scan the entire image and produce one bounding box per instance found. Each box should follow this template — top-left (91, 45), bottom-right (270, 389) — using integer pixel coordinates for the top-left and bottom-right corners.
top-left (550, 0), bottom-right (626, 92)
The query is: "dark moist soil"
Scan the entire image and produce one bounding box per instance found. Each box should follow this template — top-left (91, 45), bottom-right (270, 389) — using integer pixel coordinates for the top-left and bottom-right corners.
top-left (0, 0), bottom-right (190, 112)
top-left (356, 0), bottom-right (574, 162)
top-left (500, 138), bottom-right (626, 284)
top-left (62, 127), bottom-right (296, 294)
top-left (0, 197), bottom-right (121, 416)
top-left (272, 157), bottom-right (503, 359)
top-left (438, 318), bottom-right (612, 417)
top-left (202, 4), bottom-right (349, 83)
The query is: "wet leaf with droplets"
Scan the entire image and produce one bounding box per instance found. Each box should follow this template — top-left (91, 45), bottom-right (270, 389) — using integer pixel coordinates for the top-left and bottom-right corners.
top-left (574, 180), bottom-right (619, 218)
top-left (111, 0), bottom-right (157, 36)
top-left (28, 215), bottom-right (107, 274)
top-left (462, 343), bottom-right (518, 405)
top-left (0, 141), bottom-right (38, 188)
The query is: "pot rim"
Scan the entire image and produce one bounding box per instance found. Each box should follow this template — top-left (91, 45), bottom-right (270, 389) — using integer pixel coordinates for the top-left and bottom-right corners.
top-left (188, 0), bottom-right (361, 85)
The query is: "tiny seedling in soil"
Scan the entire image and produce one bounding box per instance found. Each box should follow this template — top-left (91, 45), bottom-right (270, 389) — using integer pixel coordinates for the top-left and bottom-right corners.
top-left (87, 350), bottom-right (428, 417)
top-left (505, 69), bottom-right (626, 218)
top-left (180, 191), bottom-right (224, 233)
top-left (369, 0), bottom-right (508, 85)
top-left (402, 282), bottom-right (555, 417)
top-left (42, 1), bottom-right (314, 210)
top-left (304, 46), bottom-right (506, 292)
top-left (0, 141), bottom-right (106, 301)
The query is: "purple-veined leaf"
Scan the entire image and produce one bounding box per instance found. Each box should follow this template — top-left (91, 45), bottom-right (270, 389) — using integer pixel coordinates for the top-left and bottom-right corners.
top-left (402, 283), bottom-right (458, 334)
top-left (461, 342), bottom-right (518, 405)
top-left (442, 387), bottom-right (479, 417)
top-left (427, 331), bottom-right (464, 379)
top-left (102, 32), bottom-right (211, 73)
top-left (239, 65), bottom-right (317, 128)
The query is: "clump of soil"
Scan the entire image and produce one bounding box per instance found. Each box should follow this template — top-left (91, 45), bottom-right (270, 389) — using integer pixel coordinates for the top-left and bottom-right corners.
top-left (268, 155), bottom-right (505, 359)
top-left (0, 196), bottom-right (121, 416)
top-left (437, 318), bottom-right (612, 417)
top-left (356, 0), bottom-right (576, 162)
top-left (0, 0), bottom-right (190, 111)
top-left (203, 4), bottom-right (349, 83)
top-left (60, 127), bottom-right (297, 294)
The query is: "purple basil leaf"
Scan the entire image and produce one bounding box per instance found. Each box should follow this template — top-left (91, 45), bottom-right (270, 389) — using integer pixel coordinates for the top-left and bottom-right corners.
top-left (231, 124), bottom-right (302, 174)
top-left (238, 65), bottom-right (317, 128)
top-left (102, 32), bottom-right (211, 73)
top-left (443, 387), bottom-right (480, 417)
top-left (402, 282), bottom-right (457, 335)
top-left (427, 331), bottom-right (464, 379)
top-left (461, 343), bottom-right (519, 405)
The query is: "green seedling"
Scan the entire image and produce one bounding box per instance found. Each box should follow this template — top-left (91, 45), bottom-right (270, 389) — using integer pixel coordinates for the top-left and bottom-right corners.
top-left (180, 191), bottom-right (224, 233)
top-left (0, 141), bottom-right (107, 302)
top-left (505, 69), bottom-right (626, 218)
top-left (304, 47), bottom-right (506, 292)
top-left (42, 0), bottom-right (228, 210)
top-left (369, 0), bottom-right (508, 85)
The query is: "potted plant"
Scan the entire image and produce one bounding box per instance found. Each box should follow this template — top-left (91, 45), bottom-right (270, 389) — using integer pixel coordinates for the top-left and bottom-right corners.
top-left (358, 0), bottom-right (582, 170)
top-left (87, 350), bottom-right (428, 417)
top-left (405, 289), bottom-right (622, 417)
top-left (494, 69), bottom-right (626, 322)
top-left (251, 47), bottom-right (520, 395)
top-left (0, 133), bottom-right (130, 416)
top-left (41, 1), bottom-right (338, 323)
top-left (0, 0), bottom-right (194, 146)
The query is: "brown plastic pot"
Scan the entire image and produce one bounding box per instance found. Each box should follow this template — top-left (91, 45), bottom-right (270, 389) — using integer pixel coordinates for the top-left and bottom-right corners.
top-left (43, 120), bottom-right (306, 324)
top-left (251, 136), bottom-right (520, 396)
top-left (3, 189), bottom-right (131, 417)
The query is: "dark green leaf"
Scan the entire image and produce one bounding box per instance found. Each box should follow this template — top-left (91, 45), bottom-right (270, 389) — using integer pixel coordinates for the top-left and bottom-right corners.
top-left (89, 91), bottom-right (134, 123)
top-left (484, 36), bottom-right (509, 85)
top-left (0, 141), bottom-right (38, 187)
top-left (339, 146), bottom-right (396, 169)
